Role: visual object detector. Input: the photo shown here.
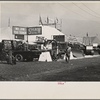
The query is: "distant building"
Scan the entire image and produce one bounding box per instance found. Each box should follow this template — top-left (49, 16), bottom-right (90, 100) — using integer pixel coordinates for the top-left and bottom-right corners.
top-left (83, 36), bottom-right (100, 46)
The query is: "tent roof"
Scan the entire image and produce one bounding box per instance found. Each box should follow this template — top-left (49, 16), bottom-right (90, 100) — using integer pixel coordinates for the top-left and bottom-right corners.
top-left (41, 26), bottom-right (64, 36)
top-left (0, 26), bottom-right (65, 42)
top-left (28, 26), bottom-right (65, 42)
top-left (0, 27), bottom-right (12, 41)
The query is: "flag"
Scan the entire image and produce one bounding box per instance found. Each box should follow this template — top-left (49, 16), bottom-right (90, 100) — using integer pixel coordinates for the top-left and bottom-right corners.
top-left (46, 17), bottom-right (54, 24)
top-left (49, 18), bottom-right (54, 23)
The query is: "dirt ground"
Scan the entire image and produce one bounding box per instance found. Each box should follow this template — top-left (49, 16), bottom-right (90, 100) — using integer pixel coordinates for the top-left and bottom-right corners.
top-left (0, 55), bottom-right (100, 81)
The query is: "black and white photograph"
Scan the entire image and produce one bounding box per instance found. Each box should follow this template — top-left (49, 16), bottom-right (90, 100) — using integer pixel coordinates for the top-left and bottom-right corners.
top-left (0, 1), bottom-right (100, 82)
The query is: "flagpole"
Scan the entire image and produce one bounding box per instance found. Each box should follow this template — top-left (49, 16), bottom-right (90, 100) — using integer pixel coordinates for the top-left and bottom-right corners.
top-left (39, 15), bottom-right (43, 25)
top-left (8, 17), bottom-right (13, 40)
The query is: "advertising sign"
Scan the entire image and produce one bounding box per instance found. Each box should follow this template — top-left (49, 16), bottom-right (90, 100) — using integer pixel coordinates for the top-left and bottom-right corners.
top-left (27, 27), bottom-right (42, 35)
top-left (15, 34), bottom-right (24, 40)
top-left (53, 35), bottom-right (65, 42)
top-left (12, 26), bottom-right (27, 35)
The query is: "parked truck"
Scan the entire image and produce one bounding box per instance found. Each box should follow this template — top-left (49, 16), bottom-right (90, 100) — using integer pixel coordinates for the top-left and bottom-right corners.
top-left (0, 40), bottom-right (41, 62)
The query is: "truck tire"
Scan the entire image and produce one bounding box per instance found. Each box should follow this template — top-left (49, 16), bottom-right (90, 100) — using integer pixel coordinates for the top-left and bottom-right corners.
top-left (15, 54), bottom-right (23, 62)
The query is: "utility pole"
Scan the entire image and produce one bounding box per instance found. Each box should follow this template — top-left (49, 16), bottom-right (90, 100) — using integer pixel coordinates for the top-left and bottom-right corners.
top-left (86, 32), bottom-right (88, 37)
top-left (54, 19), bottom-right (56, 28)
top-left (8, 18), bottom-right (10, 27)
top-left (26, 28), bottom-right (29, 43)
top-left (47, 16), bottom-right (49, 25)
top-left (39, 15), bottom-right (43, 25)
top-left (60, 19), bottom-right (62, 32)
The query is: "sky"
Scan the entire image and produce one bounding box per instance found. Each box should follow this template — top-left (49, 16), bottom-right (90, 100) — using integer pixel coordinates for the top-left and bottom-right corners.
top-left (0, 1), bottom-right (100, 39)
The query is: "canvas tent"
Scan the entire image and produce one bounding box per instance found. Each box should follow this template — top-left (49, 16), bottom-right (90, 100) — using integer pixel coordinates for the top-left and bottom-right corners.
top-left (0, 26), bottom-right (65, 43)
top-left (83, 36), bottom-right (100, 46)
top-left (66, 35), bottom-right (83, 44)
top-left (0, 27), bottom-right (13, 42)
top-left (28, 26), bottom-right (65, 43)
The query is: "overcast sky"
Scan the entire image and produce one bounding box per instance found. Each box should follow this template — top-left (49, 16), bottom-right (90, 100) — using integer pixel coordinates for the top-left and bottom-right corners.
top-left (1, 1), bottom-right (100, 39)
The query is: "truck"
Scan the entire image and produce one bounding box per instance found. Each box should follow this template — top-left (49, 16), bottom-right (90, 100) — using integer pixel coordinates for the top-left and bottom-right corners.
top-left (80, 45), bottom-right (94, 55)
top-left (0, 40), bottom-right (41, 62)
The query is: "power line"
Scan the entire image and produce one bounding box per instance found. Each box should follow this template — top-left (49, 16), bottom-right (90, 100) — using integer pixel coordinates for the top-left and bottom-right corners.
top-left (59, 3), bottom-right (88, 20)
top-left (82, 3), bottom-right (100, 17)
top-left (72, 2), bottom-right (100, 19)
top-left (58, 3), bottom-right (100, 24)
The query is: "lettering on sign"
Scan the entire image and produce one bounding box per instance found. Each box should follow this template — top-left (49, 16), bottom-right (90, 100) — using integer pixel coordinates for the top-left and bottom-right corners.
top-left (15, 34), bottom-right (24, 40)
top-left (27, 27), bottom-right (42, 35)
top-left (12, 26), bottom-right (27, 35)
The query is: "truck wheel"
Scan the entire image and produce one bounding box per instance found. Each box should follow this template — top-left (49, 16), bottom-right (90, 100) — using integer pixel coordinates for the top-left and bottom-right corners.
top-left (15, 54), bottom-right (23, 62)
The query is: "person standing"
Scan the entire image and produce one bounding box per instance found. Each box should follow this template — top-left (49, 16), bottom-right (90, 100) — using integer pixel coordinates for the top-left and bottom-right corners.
top-left (65, 46), bottom-right (71, 63)
top-left (7, 50), bottom-right (16, 65)
top-left (8, 50), bottom-right (13, 64)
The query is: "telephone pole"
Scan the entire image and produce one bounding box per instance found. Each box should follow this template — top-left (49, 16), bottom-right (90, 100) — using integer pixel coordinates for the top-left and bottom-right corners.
top-left (8, 18), bottom-right (11, 27)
